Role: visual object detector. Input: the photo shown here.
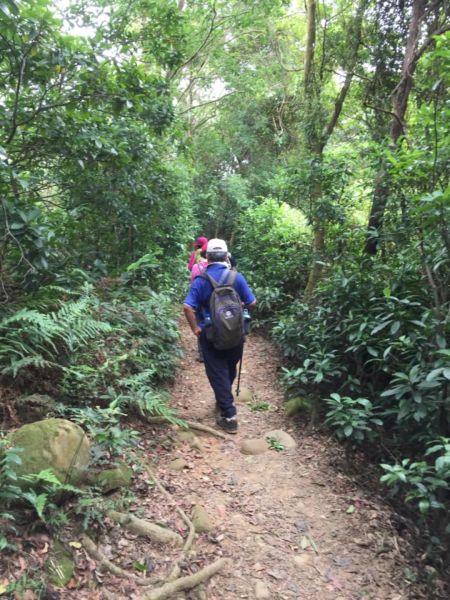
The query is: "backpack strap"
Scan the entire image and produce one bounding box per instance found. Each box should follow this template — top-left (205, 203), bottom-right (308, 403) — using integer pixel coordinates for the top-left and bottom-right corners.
top-left (201, 271), bottom-right (219, 288)
top-left (218, 268), bottom-right (231, 285)
top-left (225, 270), bottom-right (237, 286)
top-left (201, 269), bottom-right (237, 288)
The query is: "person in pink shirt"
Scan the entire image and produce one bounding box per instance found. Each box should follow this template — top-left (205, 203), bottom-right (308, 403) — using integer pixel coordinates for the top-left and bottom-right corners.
top-left (188, 236), bottom-right (208, 271)
top-left (191, 243), bottom-right (208, 281)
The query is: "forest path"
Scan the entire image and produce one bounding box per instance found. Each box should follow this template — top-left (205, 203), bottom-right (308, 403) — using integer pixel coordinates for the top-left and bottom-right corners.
top-left (162, 320), bottom-right (413, 600)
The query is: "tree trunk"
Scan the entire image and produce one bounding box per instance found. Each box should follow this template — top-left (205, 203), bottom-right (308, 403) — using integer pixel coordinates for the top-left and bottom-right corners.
top-left (303, 0), bottom-right (366, 296)
top-left (365, 0), bottom-right (427, 254)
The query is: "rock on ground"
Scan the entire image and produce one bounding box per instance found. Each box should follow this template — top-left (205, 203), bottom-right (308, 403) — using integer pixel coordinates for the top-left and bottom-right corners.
top-left (169, 458), bottom-right (188, 471)
top-left (89, 464), bottom-right (133, 493)
top-left (265, 429), bottom-right (297, 449)
top-left (192, 504), bottom-right (213, 533)
top-left (9, 418), bottom-right (90, 486)
top-left (240, 438), bottom-right (268, 455)
top-left (46, 540), bottom-right (74, 587)
top-left (233, 386), bottom-right (253, 403)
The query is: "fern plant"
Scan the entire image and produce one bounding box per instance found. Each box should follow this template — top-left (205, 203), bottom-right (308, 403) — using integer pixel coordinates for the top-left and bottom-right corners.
top-left (0, 288), bottom-right (111, 377)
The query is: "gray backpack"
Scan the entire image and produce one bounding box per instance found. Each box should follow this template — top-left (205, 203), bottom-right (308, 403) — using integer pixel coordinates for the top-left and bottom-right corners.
top-left (202, 270), bottom-right (244, 350)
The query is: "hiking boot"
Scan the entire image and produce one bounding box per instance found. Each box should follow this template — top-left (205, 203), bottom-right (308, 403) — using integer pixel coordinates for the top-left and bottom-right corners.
top-left (216, 416), bottom-right (238, 434)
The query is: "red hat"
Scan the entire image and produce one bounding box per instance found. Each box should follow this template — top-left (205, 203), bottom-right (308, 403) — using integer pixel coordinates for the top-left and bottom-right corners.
top-left (195, 236), bottom-right (208, 248)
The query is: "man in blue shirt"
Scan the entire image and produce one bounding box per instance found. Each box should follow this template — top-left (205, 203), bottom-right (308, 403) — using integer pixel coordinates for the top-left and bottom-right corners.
top-left (183, 238), bottom-right (256, 433)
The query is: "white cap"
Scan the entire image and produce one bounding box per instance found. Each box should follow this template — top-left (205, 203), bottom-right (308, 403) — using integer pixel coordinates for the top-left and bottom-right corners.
top-left (206, 238), bottom-right (228, 253)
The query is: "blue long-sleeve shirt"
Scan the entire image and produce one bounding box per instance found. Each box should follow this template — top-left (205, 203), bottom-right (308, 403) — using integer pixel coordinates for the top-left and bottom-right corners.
top-left (184, 263), bottom-right (255, 328)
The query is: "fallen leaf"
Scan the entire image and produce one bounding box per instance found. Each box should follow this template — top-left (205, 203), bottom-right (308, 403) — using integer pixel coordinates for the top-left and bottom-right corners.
top-left (346, 505), bottom-right (355, 514)
top-left (38, 542), bottom-right (49, 554)
top-left (69, 541), bottom-right (82, 549)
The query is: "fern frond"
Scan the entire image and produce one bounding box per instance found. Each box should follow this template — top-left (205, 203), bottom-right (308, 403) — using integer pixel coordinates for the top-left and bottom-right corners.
top-left (1, 356), bottom-right (58, 377)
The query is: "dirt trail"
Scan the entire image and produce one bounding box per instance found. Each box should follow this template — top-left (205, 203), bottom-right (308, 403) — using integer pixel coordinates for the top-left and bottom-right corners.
top-left (162, 321), bottom-right (416, 600)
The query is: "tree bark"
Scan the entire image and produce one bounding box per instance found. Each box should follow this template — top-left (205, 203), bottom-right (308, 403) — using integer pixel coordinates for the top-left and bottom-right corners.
top-left (303, 0), bottom-right (366, 297)
top-left (365, 0), bottom-right (428, 254)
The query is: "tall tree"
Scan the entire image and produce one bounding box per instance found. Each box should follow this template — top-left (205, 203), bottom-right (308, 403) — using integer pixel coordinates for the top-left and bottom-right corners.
top-left (302, 0), bottom-right (367, 297)
top-left (365, 0), bottom-right (450, 254)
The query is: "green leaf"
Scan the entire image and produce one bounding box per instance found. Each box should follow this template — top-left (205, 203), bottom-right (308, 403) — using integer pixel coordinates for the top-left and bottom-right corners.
top-left (390, 321), bottom-right (400, 335)
top-left (371, 321), bottom-right (391, 335)
top-left (35, 494), bottom-right (48, 520)
top-left (133, 560), bottom-right (147, 572)
top-left (346, 504), bottom-right (355, 514)
top-left (426, 368), bottom-right (443, 382)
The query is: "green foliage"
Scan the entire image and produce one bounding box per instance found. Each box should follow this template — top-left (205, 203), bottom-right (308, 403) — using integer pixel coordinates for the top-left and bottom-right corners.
top-left (324, 394), bottom-right (383, 443)
top-left (0, 0), bottom-right (193, 297)
top-left (69, 400), bottom-right (139, 463)
top-left (249, 401), bottom-right (273, 412)
top-left (0, 437), bottom-right (81, 550)
top-left (60, 284), bottom-right (182, 423)
top-left (0, 286), bottom-right (111, 377)
top-left (235, 198), bottom-right (311, 319)
top-left (266, 436), bottom-right (285, 452)
top-left (0, 438), bottom-right (23, 549)
top-left (381, 438), bottom-right (450, 517)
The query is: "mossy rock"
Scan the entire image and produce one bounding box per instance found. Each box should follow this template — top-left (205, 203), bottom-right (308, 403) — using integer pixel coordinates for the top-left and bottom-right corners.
top-left (9, 418), bottom-right (90, 488)
top-left (169, 458), bottom-right (188, 471)
top-left (176, 430), bottom-right (196, 444)
top-left (240, 438), bottom-right (268, 455)
top-left (233, 387), bottom-right (253, 403)
top-left (192, 504), bottom-right (213, 533)
top-left (14, 394), bottom-right (58, 422)
top-left (46, 541), bottom-right (74, 587)
top-left (285, 396), bottom-right (312, 416)
top-left (87, 464), bottom-right (133, 493)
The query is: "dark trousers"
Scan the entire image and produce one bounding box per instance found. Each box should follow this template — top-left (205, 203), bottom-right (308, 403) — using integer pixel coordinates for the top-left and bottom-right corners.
top-left (199, 332), bottom-right (243, 419)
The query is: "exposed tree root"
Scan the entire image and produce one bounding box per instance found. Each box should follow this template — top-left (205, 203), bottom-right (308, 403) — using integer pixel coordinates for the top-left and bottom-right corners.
top-left (107, 510), bottom-right (183, 547)
top-left (81, 533), bottom-right (228, 597)
top-left (80, 534), bottom-right (155, 586)
top-left (145, 465), bottom-right (196, 581)
top-left (143, 557), bottom-right (230, 600)
top-left (144, 416), bottom-right (227, 440)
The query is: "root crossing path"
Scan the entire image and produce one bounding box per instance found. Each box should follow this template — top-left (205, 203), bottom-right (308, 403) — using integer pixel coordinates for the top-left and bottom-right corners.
top-left (165, 322), bottom-right (416, 600)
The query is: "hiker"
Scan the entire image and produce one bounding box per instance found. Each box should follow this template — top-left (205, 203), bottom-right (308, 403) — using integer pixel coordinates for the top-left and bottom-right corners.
top-left (191, 242), bottom-right (208, 281)
top-left (188, 236), bottom-right (208, 272)
top-left (183, 238), bottom-right (256, 433)
top-left (191, 242), bottom-right (208, 363)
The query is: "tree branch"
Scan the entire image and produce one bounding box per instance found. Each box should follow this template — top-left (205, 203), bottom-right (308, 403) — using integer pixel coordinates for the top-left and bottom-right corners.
top-left (169, 4), bottom-right (217, 80)
top-left (322, 0), bottom-right (367, 144)
top-left (178, 91), bottom-right (237, 115)
top-left (414, 23), bottom-right (450, 63)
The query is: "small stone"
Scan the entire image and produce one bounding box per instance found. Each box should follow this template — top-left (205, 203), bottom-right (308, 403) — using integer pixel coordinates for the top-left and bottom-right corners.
top-left (240, 438), bottom-right (268, 455)
top-left (176, 430), bottom-right (195, 443)
top-left (190, 436), bottom-right (204, 451)
top-left (169, 458), bottom-right (188, 471)
top-left (294, 554), bottom-right (311, 567)
top-left (233, 386), bottom-right (253, 403)
top-left (254, 580), bottom-right (271, 599)
top-left (265, 429), bottom-right (297, 449)
top-left (94, 465), bottom-right (133, 492)
top-left (192, 505), bottom-right (213, 533)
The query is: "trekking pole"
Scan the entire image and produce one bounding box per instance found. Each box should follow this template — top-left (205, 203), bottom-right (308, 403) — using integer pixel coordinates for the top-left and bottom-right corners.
top-left (236, 309), bottom-right (250, 397)
top-left (236, 351), bottom-right (243, 397)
